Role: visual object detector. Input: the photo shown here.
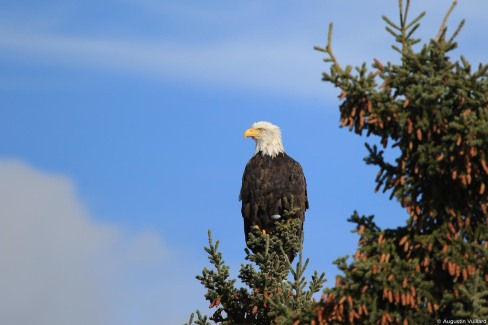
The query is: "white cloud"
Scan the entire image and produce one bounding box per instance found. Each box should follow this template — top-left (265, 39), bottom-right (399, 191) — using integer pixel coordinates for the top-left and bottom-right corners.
top-left (0, 24), bottom-right (324, 98)
top-left (0, 1), bottom-right (485, 98)
top-left (0, 160), bottom-right (197, 325)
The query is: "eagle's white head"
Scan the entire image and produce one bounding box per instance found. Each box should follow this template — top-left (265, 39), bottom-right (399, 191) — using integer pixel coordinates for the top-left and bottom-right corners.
top-left (244, 121), bottom-right (284, 158)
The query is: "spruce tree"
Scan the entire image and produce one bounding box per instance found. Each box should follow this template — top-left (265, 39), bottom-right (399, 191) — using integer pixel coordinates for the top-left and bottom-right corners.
top-left (307, 0), bottom-right (488, 323)
top-left (186, 216), bottom-right (325, 324)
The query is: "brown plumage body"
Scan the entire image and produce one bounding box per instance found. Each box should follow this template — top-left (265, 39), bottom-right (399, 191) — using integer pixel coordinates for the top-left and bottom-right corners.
top-left (240, 152), bottom-right (308, 245)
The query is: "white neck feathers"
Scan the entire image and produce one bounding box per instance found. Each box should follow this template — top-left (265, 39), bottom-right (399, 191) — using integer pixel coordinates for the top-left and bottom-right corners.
top-left (254, 130), bottom-right (284, 158)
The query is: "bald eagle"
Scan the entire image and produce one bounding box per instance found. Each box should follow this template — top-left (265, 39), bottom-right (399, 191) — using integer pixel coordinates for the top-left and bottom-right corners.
top-left (239, 121), bottom-right (308, 260)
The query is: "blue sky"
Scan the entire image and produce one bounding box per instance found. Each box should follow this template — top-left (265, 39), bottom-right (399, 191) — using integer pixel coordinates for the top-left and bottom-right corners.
top-left (0, 1), bottom-right (486, 324)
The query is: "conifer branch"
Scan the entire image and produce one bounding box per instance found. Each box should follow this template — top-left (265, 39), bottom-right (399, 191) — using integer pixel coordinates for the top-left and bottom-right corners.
top-left (313, 23), bottom-right (343, 76)
top-left (448, 19), bottom-right (465, 44)
top-left (435, 1), bottom-right (457, 43)
top-left (325, 23), bottom-right (343, 74)
top-left (399, 0), bottom-right (409, 50)
top-left (184, 311), bottom-right (211, 325)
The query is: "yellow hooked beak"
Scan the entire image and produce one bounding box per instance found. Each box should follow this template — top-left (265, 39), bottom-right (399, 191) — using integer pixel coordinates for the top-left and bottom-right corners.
top-left (244, 128), bottom-right (261, 139)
